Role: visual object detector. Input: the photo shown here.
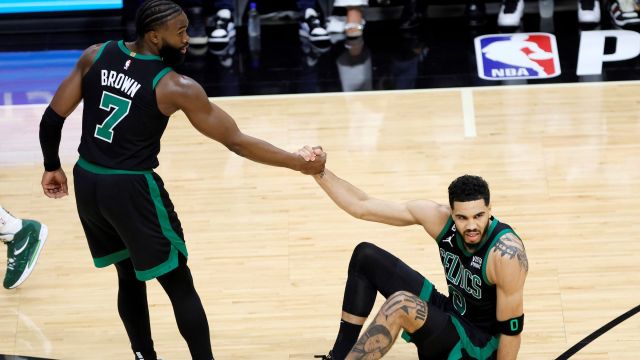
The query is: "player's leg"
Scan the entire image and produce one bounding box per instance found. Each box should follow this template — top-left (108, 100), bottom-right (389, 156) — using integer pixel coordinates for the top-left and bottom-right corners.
top-left (345, 291), bottom-right (426, 359)
top-left (73, 164), bottom-right (158, 358)
top-left (156, 255), bottom-right (213, 360)
top-left (346, 290), bottom-right (460, 360)
top-left (0, 205), bottom-right (48, 289)
top-left (323, 242), bottom-right (427, 360)
top-left (114, 258), bottom-right (157, 360)
top-left (104, 171), bottom-right (213, 359)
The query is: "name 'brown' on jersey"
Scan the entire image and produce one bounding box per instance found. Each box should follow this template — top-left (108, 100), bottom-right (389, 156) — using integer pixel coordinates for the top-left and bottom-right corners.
top-left (79, 40), bottom-right (172, 170)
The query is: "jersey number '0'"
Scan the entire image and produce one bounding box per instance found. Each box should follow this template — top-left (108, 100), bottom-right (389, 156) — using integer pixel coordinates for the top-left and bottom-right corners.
top-left (95, 91), bottom-right (131, 143)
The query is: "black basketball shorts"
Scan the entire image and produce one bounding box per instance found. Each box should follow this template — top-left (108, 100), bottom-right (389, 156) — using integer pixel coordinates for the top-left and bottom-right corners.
top-left (402, 279), bottom-right (500, 360)
top-left (73, 157), bottom-right (188, 281)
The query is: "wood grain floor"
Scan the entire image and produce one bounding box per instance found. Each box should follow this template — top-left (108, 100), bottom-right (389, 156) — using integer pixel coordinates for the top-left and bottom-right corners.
top-left (1, 81), bottom-right (639, 359)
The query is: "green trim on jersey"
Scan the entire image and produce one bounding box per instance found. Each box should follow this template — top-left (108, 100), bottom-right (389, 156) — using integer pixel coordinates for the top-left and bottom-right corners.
top-left (94, 41), bottom-right (111, 62)
top-left (436, 217), bottom-right (454, 243)
top-left (77, 157), bottom-right (152, 175)
top-left (455, 217), bottom-right (498, 257)
top-left (401, 278), bottom-right (434, 342)
top-left (117, 40), bottom-right (162, 60)
top-left (448, 317), bottom-right (499, 360)
top-left (481, 228), bottom-right (517, 286)
top-left (93, 248), bottom-right (130, 268)
top-left (152, 67), bottom-right (173, 90)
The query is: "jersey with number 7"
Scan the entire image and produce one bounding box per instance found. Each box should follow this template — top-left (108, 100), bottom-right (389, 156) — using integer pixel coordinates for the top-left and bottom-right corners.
top-left (79, 40), bottom-right (172, 170)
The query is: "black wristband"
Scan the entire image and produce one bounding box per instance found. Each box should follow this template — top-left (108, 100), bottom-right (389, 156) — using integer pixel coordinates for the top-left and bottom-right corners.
top-left (498, 314), bottom-right (524, 336)
top-left (39, 106), bottom-right (66, 171)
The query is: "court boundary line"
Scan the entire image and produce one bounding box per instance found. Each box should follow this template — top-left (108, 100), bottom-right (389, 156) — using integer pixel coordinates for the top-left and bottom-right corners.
top-left (461, 88), bottom-right (476, 138)
top-left (555, 304), bottom-right (640, 359)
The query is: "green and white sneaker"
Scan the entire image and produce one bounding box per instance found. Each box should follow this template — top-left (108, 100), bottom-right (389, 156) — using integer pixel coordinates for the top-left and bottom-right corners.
top-left (2, 220), bottom-right (48, 289)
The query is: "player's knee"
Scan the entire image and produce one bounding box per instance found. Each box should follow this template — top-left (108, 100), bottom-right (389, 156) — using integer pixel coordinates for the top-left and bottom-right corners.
top-left (383, 291), bottom-right (428, 329)
top-left (348, 241), bottom-right (380, 273)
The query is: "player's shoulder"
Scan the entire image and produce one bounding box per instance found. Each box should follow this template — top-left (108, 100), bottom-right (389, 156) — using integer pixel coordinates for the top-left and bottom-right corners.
top-left (76, 43), bottom-right (107, 71)
top-left (407, 200), bottom-right (451, 235)
top-left (490, 231), bottom-right (528, 275)
top-left (84, 43), bottom-right (107, 59)
top-left (157, 71), bottom-right (204, 97)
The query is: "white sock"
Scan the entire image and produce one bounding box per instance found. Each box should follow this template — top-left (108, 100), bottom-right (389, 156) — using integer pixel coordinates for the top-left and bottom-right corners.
top-left (0, 206), bottom-right (22, 236)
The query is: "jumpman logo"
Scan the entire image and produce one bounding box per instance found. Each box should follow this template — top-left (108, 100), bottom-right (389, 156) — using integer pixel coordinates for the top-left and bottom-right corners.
top-left (442, 234), bottom-right (454, 247)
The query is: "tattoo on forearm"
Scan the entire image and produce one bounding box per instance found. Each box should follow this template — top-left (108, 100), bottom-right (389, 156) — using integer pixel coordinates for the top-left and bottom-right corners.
top-left (381, 292), bottom-right (427, 322)
top-left (350, 320), bottom-right (393, 360)
top-left (493, 233), bottom-right (529, 272)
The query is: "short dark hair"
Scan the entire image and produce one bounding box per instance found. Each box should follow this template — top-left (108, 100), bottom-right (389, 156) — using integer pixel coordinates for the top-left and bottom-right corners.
top-left (448, 175), bottom-right (490, 208)
top-left (135, 0), bottom-right (183, 37)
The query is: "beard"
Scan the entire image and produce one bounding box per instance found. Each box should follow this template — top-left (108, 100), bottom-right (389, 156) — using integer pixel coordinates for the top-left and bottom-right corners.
top-left (460, 220), bottom-right (490, 250)
top-left (463, 231), bottom-right (483, 250)
top-left (159, 44), bottom-right (186, 67)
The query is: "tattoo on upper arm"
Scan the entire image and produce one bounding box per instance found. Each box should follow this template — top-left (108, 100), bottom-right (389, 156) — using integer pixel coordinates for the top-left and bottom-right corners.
top-left (493, 233), bottom-right (529, 272)
top-left (350, 319), bottom-right (393, 360)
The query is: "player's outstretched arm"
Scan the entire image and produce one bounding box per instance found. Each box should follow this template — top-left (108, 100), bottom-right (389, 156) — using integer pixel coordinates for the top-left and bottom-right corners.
top-left (156, 73), bottom-right (325, 175)
top-left (312, 168), bottom-right (449, 234)
top-left (490, 232), bottom-right (528, 360)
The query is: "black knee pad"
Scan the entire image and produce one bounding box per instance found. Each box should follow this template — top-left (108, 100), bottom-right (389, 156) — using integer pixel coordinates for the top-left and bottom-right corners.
top-left (348, 241), bottom-right (380, 274)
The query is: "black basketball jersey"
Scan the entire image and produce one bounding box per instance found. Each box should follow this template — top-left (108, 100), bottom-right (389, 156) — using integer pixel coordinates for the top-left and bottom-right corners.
top-left (79, 40), bottom-right (173, 170)
top-left (435, 216), bottom-right (518, 334)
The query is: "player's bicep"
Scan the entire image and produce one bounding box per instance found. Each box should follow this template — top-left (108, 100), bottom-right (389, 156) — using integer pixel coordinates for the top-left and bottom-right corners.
top-left (359, 198), bottom-right (420, 226)
top-left (50, 46), bottom-right (97, 116)
top-left (170, 77), bottom-right (242, 146)
top-left (493, 234), bottom-right (528, 320)
top-left (496, 278), bottom-right (524, 320)
top-left (360, 199), bottom-right (443, 227)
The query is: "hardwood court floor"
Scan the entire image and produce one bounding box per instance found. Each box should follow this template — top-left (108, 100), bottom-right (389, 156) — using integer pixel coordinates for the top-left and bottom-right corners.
top-left (1, 82), bottom-right (639, 359)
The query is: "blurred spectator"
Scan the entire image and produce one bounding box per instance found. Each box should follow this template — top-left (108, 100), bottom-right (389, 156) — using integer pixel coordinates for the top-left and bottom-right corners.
top-left (578, 0), bottom-right (601, 24)
top-left (399, 0), bottom-right (427, 30)
top-left (334, 0), bottom-right (367, 38)
top-left (465, 0), bottom-right (487, 27)
top-left (208, 1), bottom-right (329, 44)
top-left (336, 37), bottom-right (372, 91)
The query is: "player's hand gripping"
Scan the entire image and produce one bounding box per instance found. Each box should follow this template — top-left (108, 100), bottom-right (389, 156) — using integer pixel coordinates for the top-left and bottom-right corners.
top-left (41, 168), bottom-right (69, 199)
top-left (297, 145), bottom-right (326, 175)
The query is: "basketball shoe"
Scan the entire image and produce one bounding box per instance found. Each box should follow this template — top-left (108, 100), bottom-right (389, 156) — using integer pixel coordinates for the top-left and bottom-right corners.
top-left (2, 219), bottom-right (48, 289)
top-left (579, 0), bottom-right (601, 24)
top-left (608, 0), bottom-right (640, 27)
top-left (209, 9), bottom-right (236, 43)
top-left (314, 351), bottom-right (334, 359)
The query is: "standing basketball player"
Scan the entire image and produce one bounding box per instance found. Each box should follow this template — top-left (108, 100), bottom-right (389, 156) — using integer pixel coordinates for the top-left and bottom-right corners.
top-left (38, 1), bottom-right (325, 359)
top-left (298, 149), bottom-right (527, 360)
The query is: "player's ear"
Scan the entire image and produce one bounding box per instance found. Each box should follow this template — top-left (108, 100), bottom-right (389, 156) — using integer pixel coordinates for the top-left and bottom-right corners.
top-left (147, 30), bottom-right (161, 46)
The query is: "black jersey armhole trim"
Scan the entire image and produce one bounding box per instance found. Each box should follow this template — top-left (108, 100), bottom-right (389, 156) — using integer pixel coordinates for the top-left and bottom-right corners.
top-left (94, 40), bottom-right (111, 63)
top-left (152, 67), bottom-right (173, 90)
top-left (435, 217), bottom-right (454, 243)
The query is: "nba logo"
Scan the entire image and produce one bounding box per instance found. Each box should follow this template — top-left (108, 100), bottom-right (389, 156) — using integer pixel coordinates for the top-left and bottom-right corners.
top-left (124, 59), bottom-right (131, 70)
top-left (474, 33), bottom-right (561, 80)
